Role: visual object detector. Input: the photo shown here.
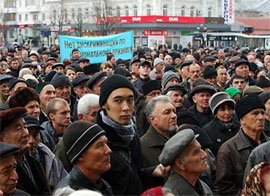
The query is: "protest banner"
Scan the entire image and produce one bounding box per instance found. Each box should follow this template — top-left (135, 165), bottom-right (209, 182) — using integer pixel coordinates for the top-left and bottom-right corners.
top-left (59, 31), bottom-right (133, 63)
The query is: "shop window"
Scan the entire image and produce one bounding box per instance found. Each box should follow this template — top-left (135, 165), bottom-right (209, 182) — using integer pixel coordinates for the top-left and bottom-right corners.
top-left (163, 5), bottom-right (168, 16)
top-left (25, 14), bottom-right (28, 21)
top-left (19, 14), bottom-right (22, 21)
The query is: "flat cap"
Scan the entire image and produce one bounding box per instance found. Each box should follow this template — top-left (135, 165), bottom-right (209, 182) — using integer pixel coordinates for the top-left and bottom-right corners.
top-left (235, 59), bottom-right (249, 69)
top-left (163, 84), bottom-right (187, 95)
top-left (259, 92), bottom-right (270, 104)
top-left (114, 67), bottom-right (132, 78)
top-left (23, 58), bottom-right (33, 63)
top-left (9, 78), bottom-right (27, 90)
top-left (0, 142), bottom-right (20, 158)
top-left (229, 56), bottom-right (240, 63)
top-left (243, 85), bottom-right (264, 97)
top-left (159, 129), bottom-right (198, 166)
top-left (87, 71), bottom-right (107, 90)
top-left (51, 72), bottom-right (71, 88)
top-left (180, 61), bottom-right (192, 69)
top-left (204, 56), bottom-right (216, 62)
top-left (139, 60), bottom-right (151, 67)
top-left (130, 58), bottom-right (140, 65)
top-left (0, 107), bottom-right (27, 132)
top-left (72, 75), bottom-right (89, 87)
top-left (78, 58), bottom-right (89, 64)
top-left (24, 114), bottom-right (44, 130)
top-left (52, 63), bottom-right (64, 70)
top-left (190, 79), bottom-right (217, 97)
top-left (46, 57), bottom-right (57, 62)
top-left (0, 74), bottom-right (13, 83)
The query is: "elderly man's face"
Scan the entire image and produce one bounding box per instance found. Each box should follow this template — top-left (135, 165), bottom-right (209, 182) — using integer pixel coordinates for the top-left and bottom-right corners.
top-left (25, 100), bottom-right (40, 120)
top-left (241, 108), bottom-right (265, 133)
top-left (189, 64), bottom-right (201, 82)
top-left (217, 68), bottom-right (227, 85)
top-left (92, 78), bottom-right (105, 95)
top-left (0, 118), bottom-right (29, 152)
top-left (39, 84), bottom-right (56, 109)
top-left (168, 90), bottom-right (184, 108)
top-left (103, 88), bottom-right (134, 125)
top-left (55, 85), bottom-right (71, 101)
top-left (80, 106), bottom-right (100, 123)
top-left (28, 128), bottom-right (41, 156)
top-left (150, 101), bottom-right (177, 134)
top-left (235, 64), bottom-right (249, 79)
top-left (164, 55), bottom-right (173, 65)
top-left (79, 135), bottom-right (111, 175)
top-left (177, 140), bottom-right (209, 175)
top-left (74, 82), bottom-right (90, 98)
top-left (0, 156), bottom-right (18, 195)
top-left (192, 92), bottom-right (211, 110)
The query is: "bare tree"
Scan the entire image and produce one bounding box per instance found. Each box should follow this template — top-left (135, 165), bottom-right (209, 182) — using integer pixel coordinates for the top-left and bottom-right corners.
top-left (49, 3), bottom-right (65, 35)
top-left (92, 0), bottom-right (117, 36)
top-left (73, 10), bottom-right (84, 37)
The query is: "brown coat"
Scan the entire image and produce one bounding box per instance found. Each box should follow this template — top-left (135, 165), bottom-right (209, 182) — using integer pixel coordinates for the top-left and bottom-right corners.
top-left (216, 129), bottom-right (269, 196)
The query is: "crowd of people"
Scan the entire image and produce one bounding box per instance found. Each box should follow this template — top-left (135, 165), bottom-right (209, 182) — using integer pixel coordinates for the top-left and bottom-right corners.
top-left (0, 42), bottom-right (270, 196)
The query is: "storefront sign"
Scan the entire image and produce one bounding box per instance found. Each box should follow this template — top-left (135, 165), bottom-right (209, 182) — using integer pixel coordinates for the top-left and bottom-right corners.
top-left (59, 31), bottom-right (133, 63)
top-left (223, 0), bottom-right (235, 24)
top-left (143, 29), bottom-right (168, 36)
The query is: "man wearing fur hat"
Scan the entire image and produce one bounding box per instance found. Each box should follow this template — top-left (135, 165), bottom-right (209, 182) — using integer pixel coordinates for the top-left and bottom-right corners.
top-left (96, 74), bottom-right (169, 195)
top-left (216, 95), bottom-right (269, 196)
top-left (159, 128), bottom-right (213, 196)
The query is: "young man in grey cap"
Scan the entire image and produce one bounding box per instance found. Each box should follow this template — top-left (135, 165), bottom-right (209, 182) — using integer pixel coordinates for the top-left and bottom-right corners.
top-left (54, 121), bottom-right (113, 195)
top-left (96, 74), bottom-right (168, 195)
top-left (141, 95), bottom-right (177, 168)
top-left (216, 95), bottom-right (269, 196)
top-left (0, 142), bottom-right (30, 196)
top-left (159, 129), bottom-right (213, 196)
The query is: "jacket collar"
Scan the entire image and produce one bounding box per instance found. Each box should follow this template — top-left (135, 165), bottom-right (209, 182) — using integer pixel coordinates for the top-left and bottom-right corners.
top-left (146, 125), bottom-right (168, 148)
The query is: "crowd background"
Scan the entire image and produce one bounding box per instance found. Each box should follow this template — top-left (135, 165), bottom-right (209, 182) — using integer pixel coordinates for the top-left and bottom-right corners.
top-left (0, 40), bottom-right (270, 196)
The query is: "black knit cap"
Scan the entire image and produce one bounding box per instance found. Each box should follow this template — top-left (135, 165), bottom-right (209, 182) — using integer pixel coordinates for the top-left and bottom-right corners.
top-left (114, 67), bottom-right (132, 78)
top-left (177, 111), bottom-right (199, 126)
top-left (142, 80), bottom-right (161, 95)
top-left (99, 74), bottom-right (136, 107)
top-left (203, 66), bottom-right (217, 79)
top-left (63, 121), bottom-right (106, 164)
top-left (51, 72), bottom-right (70, 88)
top-left (235, 95), bottom-right (265, 119)
top-left (83, 64), bottom-right (100, 75)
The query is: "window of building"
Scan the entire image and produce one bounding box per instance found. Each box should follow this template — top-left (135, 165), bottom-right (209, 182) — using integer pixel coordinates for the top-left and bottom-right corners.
top-left (181, 6), bottom-right (185, 16)
top-left (78, 8), bottom-right (82, 17)
top-left (133, 5), bottom-right (137, 16)
top-left (42, 13), bottom-right (45, 20)
top-left (146, 4), bottom-right (151, 15)
top-left (3, 13), bottom-right (16, 21)
top-left (190, 6), bottom-right (194, 17)
top-left (19, 14), bottom-right (22, 21)
top-left (25, 0), bottom-right (35, 7)
top-left (25, 14), bottom-right (28, 21)
top-left (208, 7), bottom-right (212, 17)
top-left (116, 6), bottom-right (121, 16)
top-left (64, 9), bottom-right (68, 22)
top-left (85, 8), bottom-right (89, 17)
top-left (33, 13), bottom-right (38, 21)
top-left (18, 0), bottom-right (21, 7)
top-left (196, 9), bottom-right (201, 16)
top-left (163, 5), bottom-right (168, 16)
top-left (4, 0), bottom-right (16, 8)
top-left (125, 6), bottom-right (129, 16)
top-left (72, 8), bottom-right (75, 18)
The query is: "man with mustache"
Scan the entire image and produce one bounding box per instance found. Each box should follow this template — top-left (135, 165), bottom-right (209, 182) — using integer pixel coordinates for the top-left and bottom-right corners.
top-left (141, 95), bottom-right (177, 168)
top-left (0, 142), bottom-right (29, 196)
top-left (216, 95), bottom-right (269, 196)
top-left (0, 107), bottom-right (50, 195)
top-left (54, 121), bottom-right (113, 195)
top-left (188, 79), bottom-right (217, 127)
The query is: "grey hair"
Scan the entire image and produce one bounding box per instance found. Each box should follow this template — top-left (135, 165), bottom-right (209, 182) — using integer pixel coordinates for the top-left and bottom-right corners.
top-left (53, 186), bottom-right (75, 196)
top-left (77, 93), bottom-right (100, 116)
top-left (166, 91), bottom-right (172, 97)
top-left (19, 68), bottom-right (32, 78)
top-left (145, 95), bottom-right (171, 118)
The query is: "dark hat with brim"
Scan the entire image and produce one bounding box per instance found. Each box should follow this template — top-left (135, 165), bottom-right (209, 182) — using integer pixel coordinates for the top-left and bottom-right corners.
top-left (163, 84), bottom-right (187, 95)
top-left (46, 57), bottom-right (57, 62)
top-left (235, 59), bottom-right (249, 69)
top-left (52, 63), bottom-right (64, 70)
top-left (87, 71), bottom-right (107, 90)
top-left (0, 142), bottom-right (20, 158)
top-left (114, 67), bottom-right (132, 78)
top-left (243, 86), bottom-right (264, 97)
top-left (204, 56), bottom-right (216, 62)
top-left (24, 114), bottom-right (44, 131)
top-left (209, 92), bottom-right (235, 115)
top-left (190, 84), bottom-right (217, 97)
top-left (259, 92), bottom-right (270, 104)
top-left (63, 121), bottom-right (106, 164)
top-left (142, 80), bottom-right (161, 95)
top-left (0, 107), bottom-right (27, 132)
top-left (9, 78), bottom-right (27, 90)
top-left (139, 60), bottom-right (151, 67)
top-left (159, 129), bottom-right (199, 166)
top-left (180, 61), bottom-right (192, 70)
top-left (256, 76), bottom-right (270, 88)
top-left (130, 58), bottom-right (140, 65)
top-left (51, 72), bottom-right (71, 88)
top-left (78, 58), bottom-right (90, 64)
top-left (83, 64), bottom-right (100, 75)
top-left (23, 58), bottom-right (33, 63)
top-left (72, 75), bottom-right (89, 87)
top-left (0, 74), bottom-right (13, 83)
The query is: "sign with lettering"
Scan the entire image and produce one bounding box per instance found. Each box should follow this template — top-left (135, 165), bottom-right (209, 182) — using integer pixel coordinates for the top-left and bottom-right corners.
top-left (59, 31), bottom-right (133, 63)
top-left (223, 0), bottom-right (235, 24)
